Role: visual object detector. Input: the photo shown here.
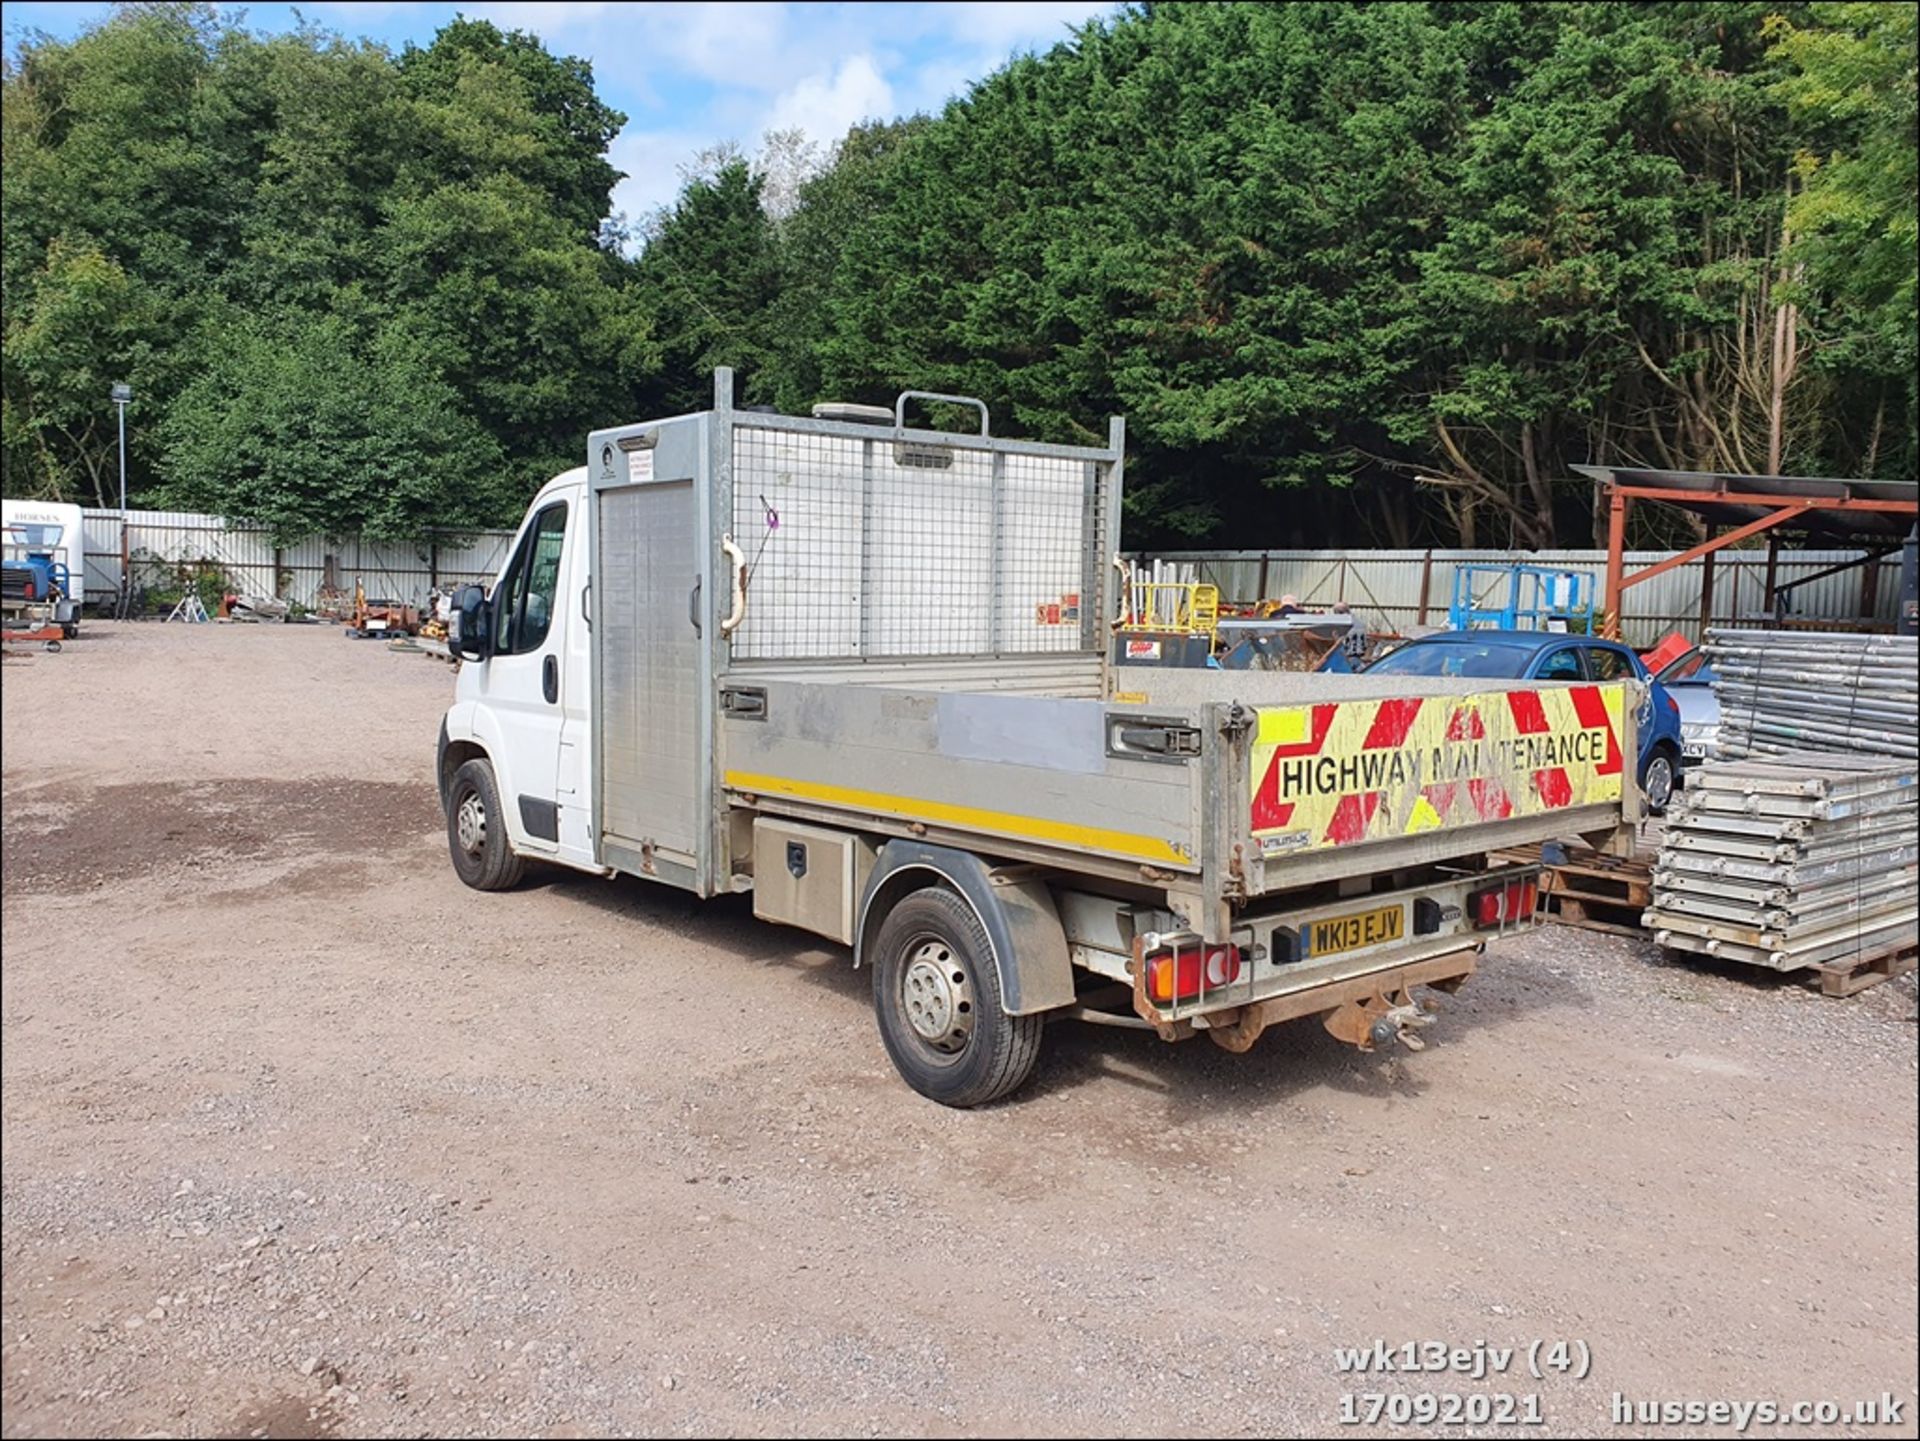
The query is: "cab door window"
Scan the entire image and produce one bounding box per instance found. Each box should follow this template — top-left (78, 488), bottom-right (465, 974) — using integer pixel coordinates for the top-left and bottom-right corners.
top-left (495, 503), bottom-right (568, 654)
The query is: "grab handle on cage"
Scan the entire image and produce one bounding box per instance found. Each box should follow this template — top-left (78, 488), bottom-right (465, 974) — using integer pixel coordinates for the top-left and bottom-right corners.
top-left (719, 533), bottom-right (748, 636)
top-left (894, 390), bottom-right (991, 437)
top-left (1112, 555), bottom-right (1133, 629)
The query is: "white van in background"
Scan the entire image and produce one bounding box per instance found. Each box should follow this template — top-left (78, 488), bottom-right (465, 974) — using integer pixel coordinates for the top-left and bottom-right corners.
top-left (1, 498), bottom-right (87, 636)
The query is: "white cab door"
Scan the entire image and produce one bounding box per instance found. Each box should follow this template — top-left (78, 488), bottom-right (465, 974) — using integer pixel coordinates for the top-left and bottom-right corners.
top-left (480, 498), bottom-right (573, 854)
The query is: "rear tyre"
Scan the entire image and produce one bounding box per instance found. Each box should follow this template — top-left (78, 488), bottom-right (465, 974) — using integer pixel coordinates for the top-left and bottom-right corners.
top-left (1640, 745), bottom-right (1677, 814)
top-left (871, 887), bottom-right (1042, 1107)
top-left (445, 757), bottom-right (526, 891)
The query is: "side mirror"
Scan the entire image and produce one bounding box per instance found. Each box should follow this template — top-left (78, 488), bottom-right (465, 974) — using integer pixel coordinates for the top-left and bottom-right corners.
top-left (450, 584), bottom-right (492, 661)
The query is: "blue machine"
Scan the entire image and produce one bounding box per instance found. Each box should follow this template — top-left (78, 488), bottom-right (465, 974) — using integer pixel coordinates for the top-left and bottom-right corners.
top-left (2, 526), bottom-right (74, 630)
top-left (1448, 564), bottom-right (1595, 633)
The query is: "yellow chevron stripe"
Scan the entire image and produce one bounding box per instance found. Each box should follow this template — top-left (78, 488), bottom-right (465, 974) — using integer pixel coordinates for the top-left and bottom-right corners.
top-left (723, 770), bottom-right (1191, 867)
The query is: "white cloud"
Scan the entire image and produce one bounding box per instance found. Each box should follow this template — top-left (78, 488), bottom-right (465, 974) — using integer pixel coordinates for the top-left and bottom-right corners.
top-left (513, 1), bottom-right (1121, 249)
top-left (607, 126), bottom-right (720, 227)
top-left (300, 1), bottom-right (433, 29)
top-left (919, 1), bottom-right (1107, 49)
top-left (471, 2), bottom-right (614, 35)
top-left (765, 53), bottom-right (894, 143)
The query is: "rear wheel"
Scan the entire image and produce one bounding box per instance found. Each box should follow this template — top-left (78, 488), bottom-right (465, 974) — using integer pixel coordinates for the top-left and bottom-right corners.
top-left (445, 757), bottom-right (526, 891)
top-left (871, 888), bottom-right (1042, 1107)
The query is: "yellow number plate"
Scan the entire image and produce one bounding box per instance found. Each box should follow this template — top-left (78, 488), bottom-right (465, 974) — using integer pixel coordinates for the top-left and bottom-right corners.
top-left (1309, 904), bottom-right (1405, 958)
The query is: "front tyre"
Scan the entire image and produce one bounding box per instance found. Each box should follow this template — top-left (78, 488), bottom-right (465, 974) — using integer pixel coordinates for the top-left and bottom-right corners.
top-left (445, 757), bottom-right (526, 891)
top-left (1640, 745), bottom-right (1677, 815)
top-left (871, 887), bottom-right (1042, 1107)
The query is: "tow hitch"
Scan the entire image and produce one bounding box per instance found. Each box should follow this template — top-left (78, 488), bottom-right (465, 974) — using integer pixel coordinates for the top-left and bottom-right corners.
top-left (1366, 999), bottom-right (1437, 1051)
top-left (1324, 986), bottom-right (1440, 1052)
top-left (1198, 950), bottom-right (1478, 1054)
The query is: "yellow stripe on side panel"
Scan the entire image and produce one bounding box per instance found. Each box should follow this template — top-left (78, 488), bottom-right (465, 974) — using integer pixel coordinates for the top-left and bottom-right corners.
top-left (723, 770), bottom-right (1192, 867)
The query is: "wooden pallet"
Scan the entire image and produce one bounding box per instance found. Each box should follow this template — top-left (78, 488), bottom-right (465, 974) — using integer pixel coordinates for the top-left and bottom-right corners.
top-left (1806, 942), bottom-right (1918, 998)
top-left (1493, 845), bottom-right (1653, 937)
top-left (1541, 892), bottom-right (1648, 937)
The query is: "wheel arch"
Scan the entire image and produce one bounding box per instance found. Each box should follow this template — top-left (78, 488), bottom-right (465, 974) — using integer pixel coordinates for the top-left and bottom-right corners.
top-left (855, 840), bottom-right (1075, 1017)
top-left (437, 719), bottom-right (490, 815)
top-left (1641, 735), bottom-right (1681, 775)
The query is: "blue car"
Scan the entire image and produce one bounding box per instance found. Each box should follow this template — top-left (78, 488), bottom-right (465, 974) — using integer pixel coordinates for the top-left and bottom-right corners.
top-left (1354, 630), bottom-right (1685, 812)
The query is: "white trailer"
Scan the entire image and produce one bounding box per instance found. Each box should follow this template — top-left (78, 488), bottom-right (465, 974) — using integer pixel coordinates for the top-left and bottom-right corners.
top-left (1, 499), bottom-right (85, 635)
top-left (437, 371), bottom-right (1636, 1105)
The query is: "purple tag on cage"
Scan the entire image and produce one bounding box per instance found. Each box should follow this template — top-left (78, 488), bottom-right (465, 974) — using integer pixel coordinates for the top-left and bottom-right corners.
top-left (760, 495), bottom-right (779, 531)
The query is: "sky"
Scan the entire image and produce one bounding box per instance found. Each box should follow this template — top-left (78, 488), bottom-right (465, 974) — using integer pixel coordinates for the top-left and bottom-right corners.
top-left (2, 1), bottom-right (1116, 224)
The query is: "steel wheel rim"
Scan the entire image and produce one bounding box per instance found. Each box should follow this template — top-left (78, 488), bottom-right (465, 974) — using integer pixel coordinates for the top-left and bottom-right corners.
top-left (901, 936), bottom-right (975, 1054)
top-left (455, 790), bottom-right (487, 855)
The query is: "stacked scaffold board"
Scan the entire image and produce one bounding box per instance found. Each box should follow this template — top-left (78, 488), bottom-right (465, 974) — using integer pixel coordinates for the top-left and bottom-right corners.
top-left (1705, 628), bottom-right (1918, 763)
top-left (1645, 752), bottom-right (1918, 994)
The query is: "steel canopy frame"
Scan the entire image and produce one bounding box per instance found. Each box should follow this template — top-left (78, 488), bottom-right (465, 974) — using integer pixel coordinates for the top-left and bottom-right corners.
top-left (1572, 465), bottom-right (1920, 640)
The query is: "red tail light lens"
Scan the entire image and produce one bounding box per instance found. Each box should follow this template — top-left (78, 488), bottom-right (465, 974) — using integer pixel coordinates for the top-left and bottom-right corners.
top-left (1470, 878), bottom-right (1537, 928)
top-left (1145, 943), bottom-right (1243, 1003)
top-left (23, 579), bottom-right (36, 599)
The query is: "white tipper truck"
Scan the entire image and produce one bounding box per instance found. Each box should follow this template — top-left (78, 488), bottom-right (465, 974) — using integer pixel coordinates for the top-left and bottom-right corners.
top-left (437, 371), bottom-right (1637, 1105)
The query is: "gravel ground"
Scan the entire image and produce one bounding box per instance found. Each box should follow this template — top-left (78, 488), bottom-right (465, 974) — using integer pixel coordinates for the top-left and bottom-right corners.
top-left (3, 623), bottom-right (1916, 1439)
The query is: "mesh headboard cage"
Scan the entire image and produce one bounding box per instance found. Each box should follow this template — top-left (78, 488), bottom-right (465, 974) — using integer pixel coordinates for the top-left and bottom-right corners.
top-left (727, 420), bottom-right (1117, 661)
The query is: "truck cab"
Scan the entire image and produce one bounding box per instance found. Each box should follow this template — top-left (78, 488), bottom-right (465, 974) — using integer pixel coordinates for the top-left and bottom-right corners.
top-left (438, 468), bottom-right (599, 874)
top-left (438, 373), bottom-right (1636, 1106)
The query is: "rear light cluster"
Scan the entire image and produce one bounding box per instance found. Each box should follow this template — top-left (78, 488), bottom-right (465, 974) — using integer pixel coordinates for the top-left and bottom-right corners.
top-left (1144, 943), bottom-right (1243, 1003)
top-left (1469, 877), bottom-right (1538, 928)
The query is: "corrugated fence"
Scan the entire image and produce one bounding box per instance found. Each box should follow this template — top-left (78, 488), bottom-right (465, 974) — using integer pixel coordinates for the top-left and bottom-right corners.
top-left (1128, 548), bottom-right (1902, 647)
top-left (80, 509), bottom-right (517, 610)
top-left (74, 508), bottom-right (1898, 644)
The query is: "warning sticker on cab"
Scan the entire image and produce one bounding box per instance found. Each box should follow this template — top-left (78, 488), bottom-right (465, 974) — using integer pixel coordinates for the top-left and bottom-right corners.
top-left (1250, 684), bottom-right (1626, 852)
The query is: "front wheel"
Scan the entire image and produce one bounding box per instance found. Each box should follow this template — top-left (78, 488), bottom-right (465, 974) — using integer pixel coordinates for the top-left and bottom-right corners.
top-left (1640, 746), bottom-right (1677, 814)
top-left (870, 887), bottom-right (1043, 1107)
top-left (445, 757), bottom-right (526, 891)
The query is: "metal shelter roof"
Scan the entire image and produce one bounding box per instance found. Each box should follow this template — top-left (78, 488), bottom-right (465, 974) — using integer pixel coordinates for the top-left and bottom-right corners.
top-left (1572, 465), bottom-right (1919, 542)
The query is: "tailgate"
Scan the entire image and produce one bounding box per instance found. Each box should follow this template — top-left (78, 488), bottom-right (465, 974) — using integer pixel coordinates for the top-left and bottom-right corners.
top-left (1245, 682), bottom-right (1629, 861)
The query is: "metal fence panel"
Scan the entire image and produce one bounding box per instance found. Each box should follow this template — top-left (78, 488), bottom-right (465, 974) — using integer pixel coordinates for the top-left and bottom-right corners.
top-left (1133, 548), bottom-right (1903, 646)
top-left (68, 505), bottom-right (1901, 644)
top-left (75, 507), bottom-right (519, 610)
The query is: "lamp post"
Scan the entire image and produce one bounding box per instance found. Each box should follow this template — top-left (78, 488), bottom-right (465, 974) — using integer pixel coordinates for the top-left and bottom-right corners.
top-left (111, 382), bottom-right (131, 618)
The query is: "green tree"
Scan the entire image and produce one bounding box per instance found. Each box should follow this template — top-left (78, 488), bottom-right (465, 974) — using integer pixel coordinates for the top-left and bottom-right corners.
top-left (635, 161), bottom-right (782, 414)
top-left (3, 6), bottom-right (655, 528)
top-left (1769, 0), bottom-right (1918, 477)
top-left (2, 238), bottom-right (162, 504)
top-left (159, 311), bottom-right (510, 539)
top-left (396, 16), bottom-right (625, 240)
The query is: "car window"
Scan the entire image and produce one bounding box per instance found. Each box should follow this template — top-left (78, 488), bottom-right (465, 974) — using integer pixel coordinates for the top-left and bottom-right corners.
top-left (1535, 647), bottom-right (1583, 682)
top-left (1583, 645), bottom-right (1633, 682)
top-left (1656, 649), bottom-right (1709, 684)
top-left (1362, 640), bottom-right (1535, 678)
top-left (495, 502), bottom-right (568, 655)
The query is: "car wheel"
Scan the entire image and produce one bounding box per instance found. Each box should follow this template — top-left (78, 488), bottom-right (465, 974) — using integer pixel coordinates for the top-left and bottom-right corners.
top-left (1640, 746), bottom-right (1677, 814)
top-left (445, 757), bottom-right (527, 891)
